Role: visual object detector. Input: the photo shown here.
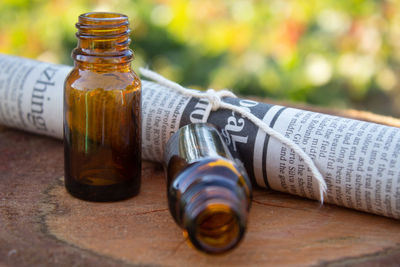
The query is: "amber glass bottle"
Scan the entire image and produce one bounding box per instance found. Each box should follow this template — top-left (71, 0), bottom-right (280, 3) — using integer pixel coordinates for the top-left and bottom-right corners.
top-left (64, 12), bottom-right (141, 201)
top-left (165, 123), bottom-right (252, 254)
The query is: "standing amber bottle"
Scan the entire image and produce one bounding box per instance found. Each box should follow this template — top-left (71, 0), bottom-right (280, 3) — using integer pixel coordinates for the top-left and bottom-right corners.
top-left (64, 12), bottom-right (141, 201)
top-left (165, 123), bottom-right (252, 254)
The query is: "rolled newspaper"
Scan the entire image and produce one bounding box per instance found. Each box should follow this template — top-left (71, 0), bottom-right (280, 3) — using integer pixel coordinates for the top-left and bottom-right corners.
top-left (0, 54), bottom-right (399, 219)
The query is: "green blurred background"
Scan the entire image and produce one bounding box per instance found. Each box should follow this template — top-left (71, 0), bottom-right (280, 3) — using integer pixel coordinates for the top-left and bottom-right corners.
top-left (1, 0), bottom-right (399, 117)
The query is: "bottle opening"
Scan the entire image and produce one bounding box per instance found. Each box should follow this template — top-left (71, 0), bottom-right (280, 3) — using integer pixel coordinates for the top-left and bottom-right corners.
top-left (81, 12), bottom-right (127, 21)
top-left (77, 12), bottom-right (130, 36)
top-left (188, 204), bottom-right (244, 254)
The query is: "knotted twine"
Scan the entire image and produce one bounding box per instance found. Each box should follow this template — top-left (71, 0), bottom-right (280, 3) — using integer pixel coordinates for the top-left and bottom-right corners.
top-left (140, 68), bottom-right (327, 203)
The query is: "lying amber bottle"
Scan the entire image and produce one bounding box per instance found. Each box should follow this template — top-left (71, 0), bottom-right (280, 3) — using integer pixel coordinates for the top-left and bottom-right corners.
top-left (64, 12), bottom-right (141, 201)
top-left (165, 123), bottom-right (252, 254)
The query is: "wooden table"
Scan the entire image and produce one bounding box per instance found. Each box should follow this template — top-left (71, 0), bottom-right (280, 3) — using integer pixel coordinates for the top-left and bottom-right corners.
top-left (1, 105), bottom-right (400, 266)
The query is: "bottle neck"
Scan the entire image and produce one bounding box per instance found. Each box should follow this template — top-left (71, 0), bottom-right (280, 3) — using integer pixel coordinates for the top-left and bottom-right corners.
top-left (74, 61), bottom-right (132, 73)
top-left (72, 12), bottom-right (133, 66)
top-left (182, 186), bottom-right (247, 254)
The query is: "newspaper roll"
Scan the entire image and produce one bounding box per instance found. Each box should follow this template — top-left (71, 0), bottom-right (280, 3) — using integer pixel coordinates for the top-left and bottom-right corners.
top-left (0, 54), bottom-right (399, 219)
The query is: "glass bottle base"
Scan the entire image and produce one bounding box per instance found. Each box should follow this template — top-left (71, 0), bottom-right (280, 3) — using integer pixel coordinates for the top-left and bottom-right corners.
top-left (65, 176), bottom-right (140, 202)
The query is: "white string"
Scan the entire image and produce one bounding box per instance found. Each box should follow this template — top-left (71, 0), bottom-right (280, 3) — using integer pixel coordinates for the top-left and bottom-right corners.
top-left (139, 68), bottom-right (327, 203)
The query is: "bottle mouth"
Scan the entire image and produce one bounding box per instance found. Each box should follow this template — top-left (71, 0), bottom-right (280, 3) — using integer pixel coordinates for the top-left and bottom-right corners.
top-left (77, 12), bottom-right (130, 37)
top-left (185, 202), bottom-right (246, 254)
top-left (79, 12), bottom-right (128, 21)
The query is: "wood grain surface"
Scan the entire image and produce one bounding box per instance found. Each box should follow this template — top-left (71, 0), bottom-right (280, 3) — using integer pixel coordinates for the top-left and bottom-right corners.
top-left (1, 105), bottom-right (400, 266)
